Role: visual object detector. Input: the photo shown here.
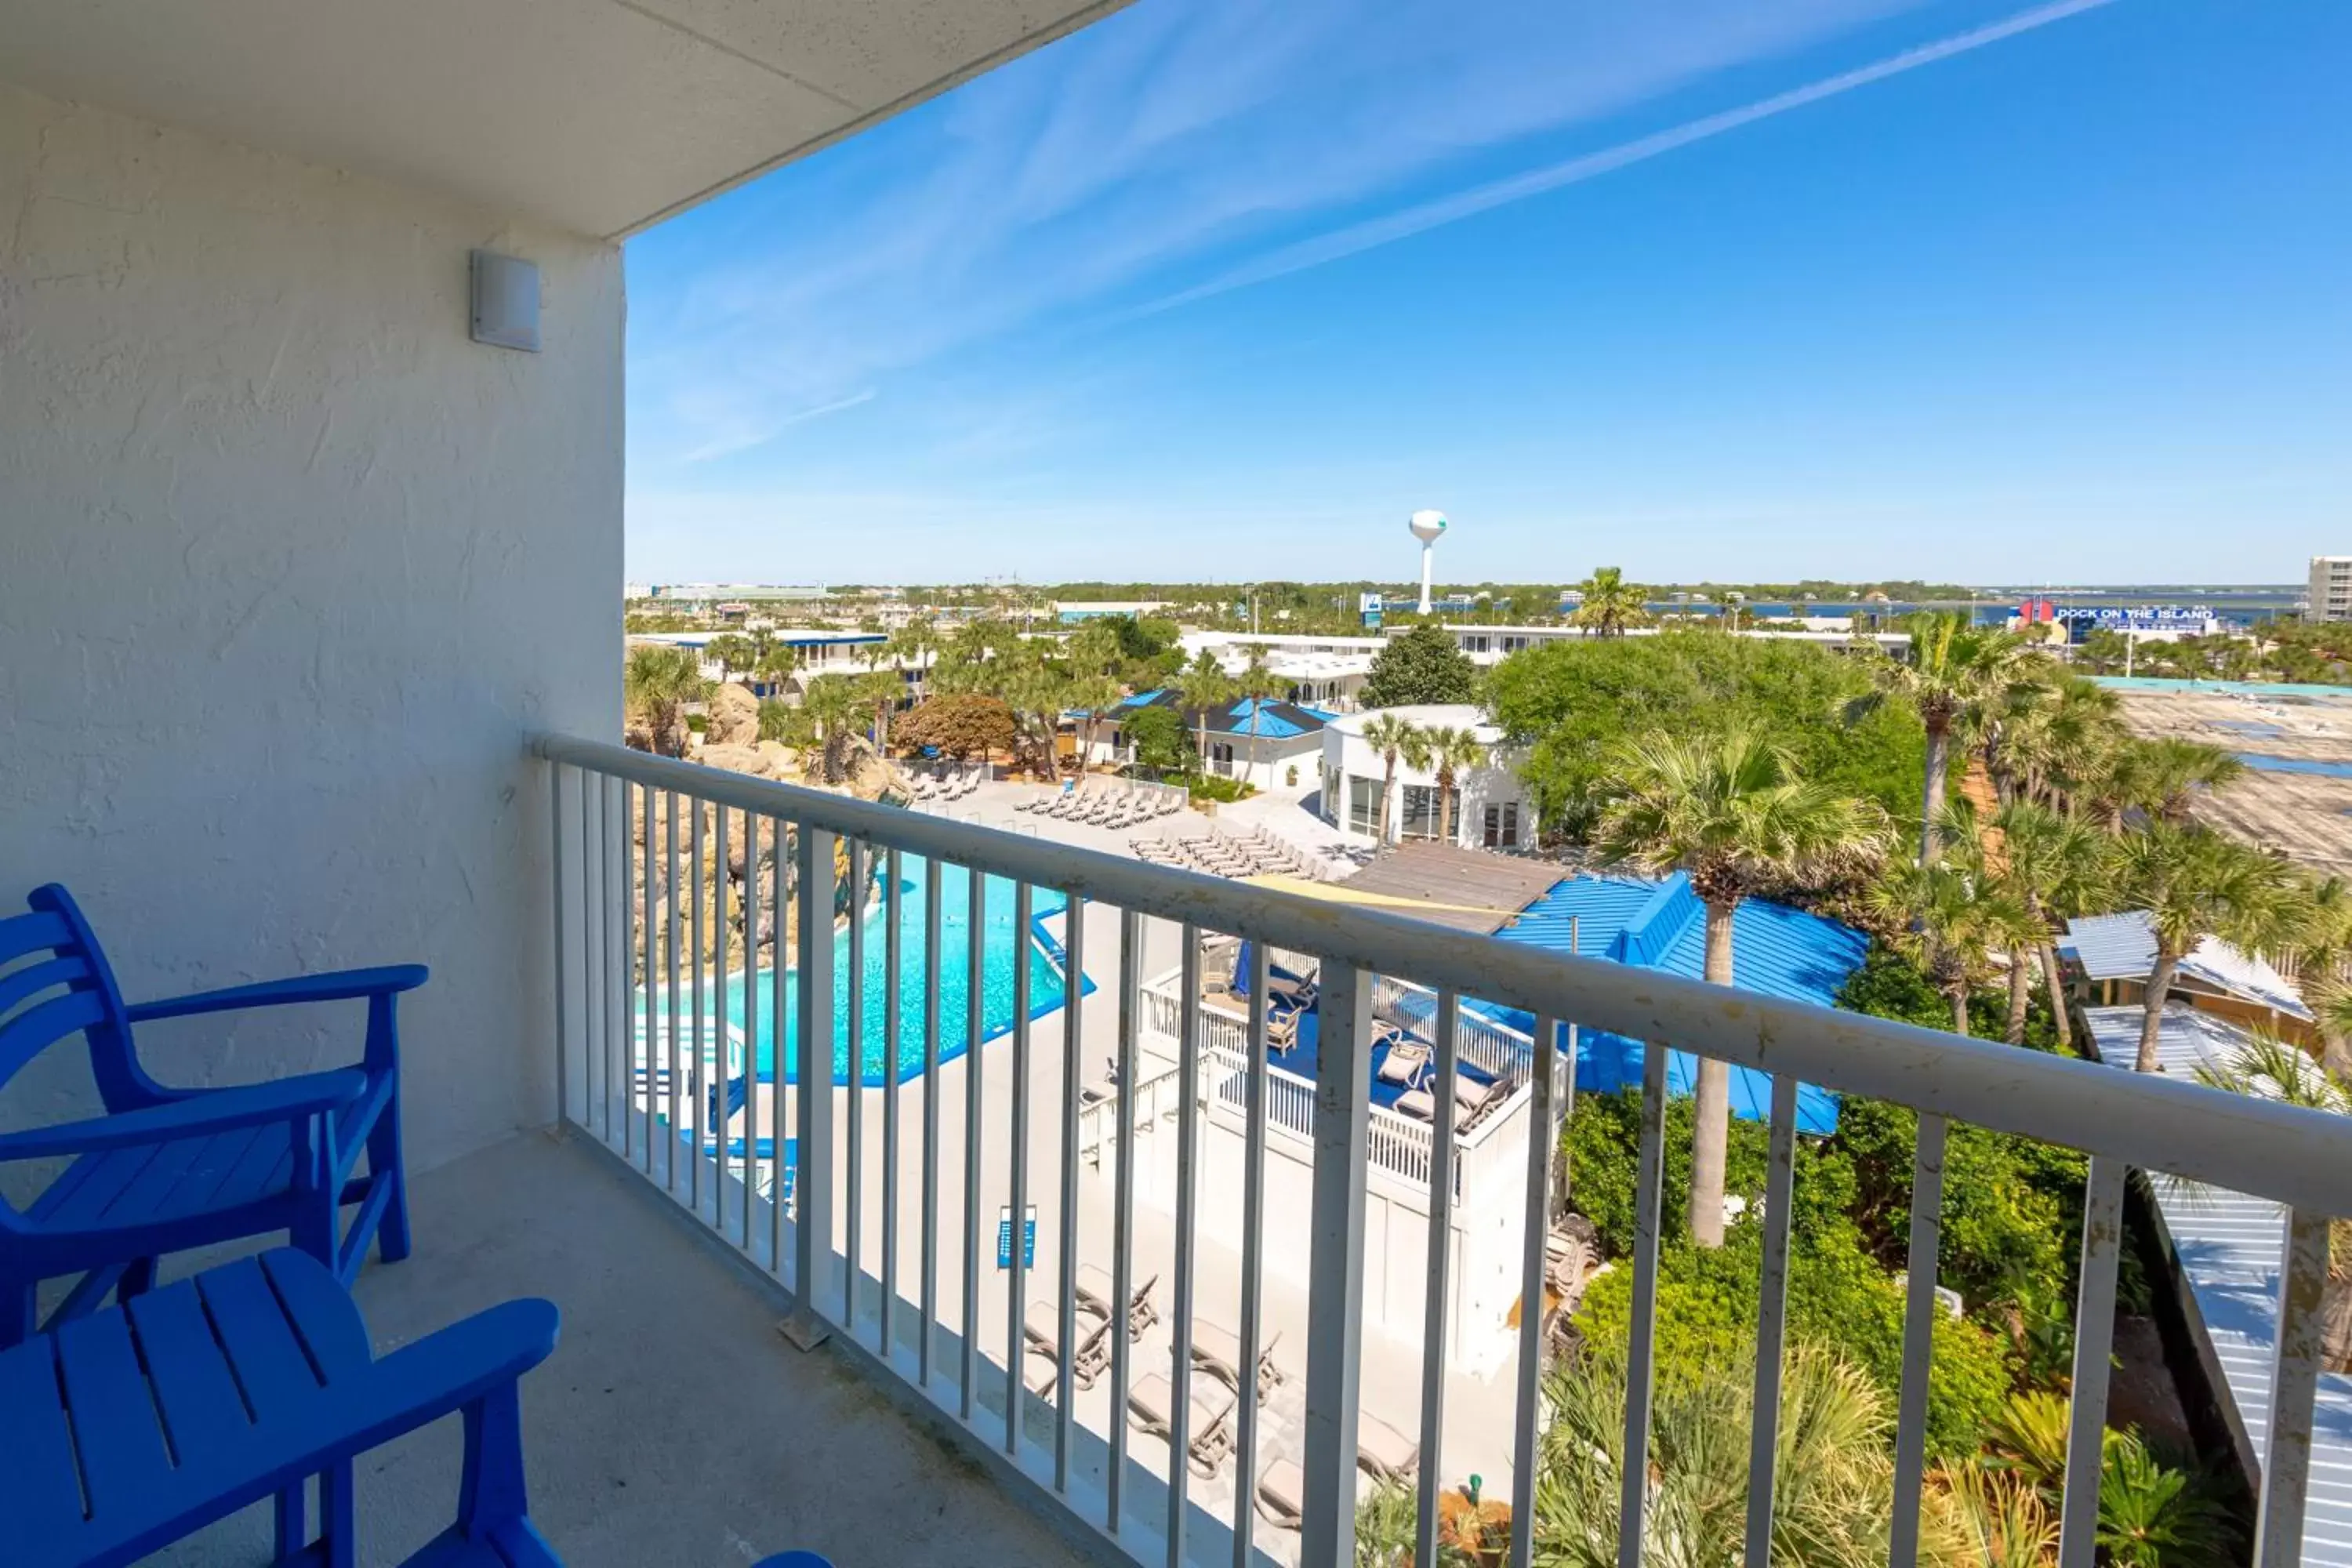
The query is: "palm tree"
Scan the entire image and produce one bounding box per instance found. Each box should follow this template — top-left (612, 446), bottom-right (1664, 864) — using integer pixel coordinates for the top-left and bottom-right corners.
top-left (1993, 677), bottom-right (2120, 814)
top-left (1568, 566), bottom-right (1650, 639)
top-left (885, 615), bottom-right (944, 702)
top-left (2286, 877), bottom-right (2352, 1077)
top-left (1232, 642), bottom-right (1287, 791)
top-left (2108, 821), bottom-right (2300, 1071)
top-left (1060, 620), bottom-right (1128, 782)
top-left (1174, 649), bottom-right (1235, 774)
top-left (703, 633), bottom-right (755, 684)
top-left (751, 642), bottom-right (800, 700)
top-left (1401, 724), bottom-right (1488, 845)
top-left (1867, 855), bottom-right (2037, 1037)
top-left (1530, 1341), bottom-right (1894, 1568)
top-left (1991, 802), bottom-right (2110, 1047)
top-left (998, 655), bottom-right (1071, 782)
top-left (930, 618), bottom-right (1001, 697)
top-left (800, 673), bottom-right (865, 783)
top-left (1593, 728), bottom-right (1893, 1245)
top-left (1357, 712), bottom-right (1421, 847)
top-left (2105, 738), bottom-right (2247, 826)
top-left (1850, 612), bottom-right (2046, 864)
top-left (624, 644), bottom-right (710, 758)
top-left (851, 669), bottom-right (903, 754)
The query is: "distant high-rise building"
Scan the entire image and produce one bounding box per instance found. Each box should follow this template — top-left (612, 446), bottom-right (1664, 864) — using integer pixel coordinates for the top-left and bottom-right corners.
top-left (2310, 557), bottom-right (2352, 622)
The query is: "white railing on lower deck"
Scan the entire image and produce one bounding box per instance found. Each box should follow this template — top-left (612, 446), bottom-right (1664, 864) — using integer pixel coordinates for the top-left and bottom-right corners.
top-left (539, 733), bottom-right (2352, 1568)
top-left (1371, 971), bottom-right (1534, 1092)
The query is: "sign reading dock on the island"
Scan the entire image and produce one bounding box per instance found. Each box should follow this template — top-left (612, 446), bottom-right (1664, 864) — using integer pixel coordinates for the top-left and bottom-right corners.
top-left (996, 1205), bottom-right (1036, 1271)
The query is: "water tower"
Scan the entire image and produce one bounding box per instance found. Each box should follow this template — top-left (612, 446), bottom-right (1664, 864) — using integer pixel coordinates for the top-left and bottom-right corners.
top-left (1409, 510), bottom-right (1449, 615)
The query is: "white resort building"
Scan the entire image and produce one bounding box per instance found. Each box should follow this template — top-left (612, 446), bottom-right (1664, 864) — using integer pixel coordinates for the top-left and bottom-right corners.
top-left (1319, 706), bottom-right (1532, 851)
top-left (1085, 691), bottom-right (1335, 792)
top-left (1179, 631), bottom-right (1387, 713)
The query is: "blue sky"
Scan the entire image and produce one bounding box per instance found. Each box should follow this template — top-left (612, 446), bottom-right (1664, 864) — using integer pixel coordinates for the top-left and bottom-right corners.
top-left (624, 0), bottom-right (2351, 588)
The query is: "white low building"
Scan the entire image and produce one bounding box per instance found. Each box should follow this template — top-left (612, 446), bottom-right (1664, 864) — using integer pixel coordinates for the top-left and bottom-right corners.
top-left (1084, 691), bottom-right (1334, 792)
top-left (1179, 630), bottom-right (1385, 712)
top-left (1319, 706), bottom-right (1532, 850)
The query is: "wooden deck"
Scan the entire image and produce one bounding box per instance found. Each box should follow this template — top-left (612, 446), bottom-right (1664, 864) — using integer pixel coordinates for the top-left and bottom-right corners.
top-left (1338, 842), bottom-right (1570, 933)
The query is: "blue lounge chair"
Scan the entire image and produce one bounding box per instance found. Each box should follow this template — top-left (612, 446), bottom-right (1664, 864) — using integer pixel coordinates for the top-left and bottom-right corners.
top-left (0, 884), bottom-right (419, 1346)
top-left (2, 1246), bottom-right (560, 1568)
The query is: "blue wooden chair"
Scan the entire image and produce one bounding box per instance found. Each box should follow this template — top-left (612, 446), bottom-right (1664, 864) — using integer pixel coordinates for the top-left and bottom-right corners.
top-left (1, 1246), bottom-right (561, 1567)
top-left (0, 883), bottom-right (419, 1346)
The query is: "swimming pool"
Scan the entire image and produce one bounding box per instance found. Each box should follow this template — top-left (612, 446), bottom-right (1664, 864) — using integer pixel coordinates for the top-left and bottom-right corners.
top-left (640, 854), bottom-right (1085, 1087)
top-left (2236, 753), bottom-right (2352, 779)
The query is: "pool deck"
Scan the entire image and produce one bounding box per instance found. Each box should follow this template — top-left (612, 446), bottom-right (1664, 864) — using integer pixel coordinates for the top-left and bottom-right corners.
top-left (711, 898), bottom-right (1528, 1563)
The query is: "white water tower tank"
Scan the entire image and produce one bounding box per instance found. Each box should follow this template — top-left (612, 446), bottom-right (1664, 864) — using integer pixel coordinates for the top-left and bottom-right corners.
top-left (1409, 510), bottom-right (1449, 615)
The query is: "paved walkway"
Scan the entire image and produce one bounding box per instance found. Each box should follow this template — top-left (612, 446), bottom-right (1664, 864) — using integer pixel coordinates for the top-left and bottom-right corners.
top-left (1211, 785), bottom-right (1377, 880)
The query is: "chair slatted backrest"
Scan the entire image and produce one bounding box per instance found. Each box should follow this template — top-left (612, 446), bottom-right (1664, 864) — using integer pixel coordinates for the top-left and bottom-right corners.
top-left (0, 887), bottom-right (144, 1108)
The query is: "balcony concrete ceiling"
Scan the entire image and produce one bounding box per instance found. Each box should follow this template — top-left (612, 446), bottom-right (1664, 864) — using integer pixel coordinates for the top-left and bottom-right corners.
top-left (0, 0), bottom-right (1130, 239)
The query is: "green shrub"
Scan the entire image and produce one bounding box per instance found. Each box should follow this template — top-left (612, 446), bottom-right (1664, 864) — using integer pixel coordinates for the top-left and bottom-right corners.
top-left (1831, 942), bottom-right (2094, 1379)
top-left (1565, 1077), bottom-right (2033, 1457)
top-left (1575, 1209), bottom-right (2014, 1460)
top-left (684, 712), bottom-right (708, 734)
top-left (1189, 774), bottom-right (1254, 804)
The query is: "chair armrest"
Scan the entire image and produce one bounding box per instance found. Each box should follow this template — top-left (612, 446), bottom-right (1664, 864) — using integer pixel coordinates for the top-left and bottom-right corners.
top-left (89, 1298), bottom-right (560, 1568)
top-left (0, 1070), bottom-right (368, 1162)
top-left (325, 1298), bottom-right (559, 1433)
top-left (125, 965), bottom-right (429, 1022)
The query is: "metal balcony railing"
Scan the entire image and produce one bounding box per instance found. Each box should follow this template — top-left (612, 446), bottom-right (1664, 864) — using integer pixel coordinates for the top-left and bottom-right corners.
top-left (536, 733), bottom-right (2352, 1568)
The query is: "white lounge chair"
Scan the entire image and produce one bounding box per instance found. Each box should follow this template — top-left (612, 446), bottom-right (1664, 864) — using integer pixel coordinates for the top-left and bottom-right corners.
top-left (1358, 1413), bottom-right (1420, 1483)
top-left (1375, 1040), bottom-right (1431, 1088)
top-left (1024, 1298), bottom-right (1111, 1390)
top-left (1127, 1373), bottom-right (1236, 1479)
top-left (1191, 1319), bottom-right (1284, 1401)
top-left (1077, 1263), bottom-right (1160, 1341)
top-left (1256, 1458), bottom-right (1303, 1530)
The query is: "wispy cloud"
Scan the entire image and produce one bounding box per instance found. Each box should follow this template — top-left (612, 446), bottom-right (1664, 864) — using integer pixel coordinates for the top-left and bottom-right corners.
top-left (683, 389), bottom-right (877, 463)
top-left (1136, 0), bottom-right (2119, 317)
top-left (629, 0), bottom-right (1970, 467)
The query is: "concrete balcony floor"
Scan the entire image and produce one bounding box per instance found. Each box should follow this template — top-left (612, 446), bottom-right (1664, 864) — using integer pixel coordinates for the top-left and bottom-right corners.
top-left (162, 1132), bottom-right (1085, 1567)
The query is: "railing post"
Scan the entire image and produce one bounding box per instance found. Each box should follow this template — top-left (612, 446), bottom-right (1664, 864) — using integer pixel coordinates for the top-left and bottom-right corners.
top-left (2256, 1205), bottom-right (2330, 1567)
top-left (784, 823), bottom-right (837, 1351)
top-left (1301, 959), bottom-right (1373, 1566)
top-left (547, 761), bottom-right (574, 1128)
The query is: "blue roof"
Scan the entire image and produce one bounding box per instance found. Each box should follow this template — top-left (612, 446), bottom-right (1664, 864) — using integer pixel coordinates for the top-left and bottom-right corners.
top-left (1222, 696), bottom-right (1311, 739)
top-left (1112, 690), bottom-right (1330, 739)
top-left (1494, 873), bottom-right (1870, 1133)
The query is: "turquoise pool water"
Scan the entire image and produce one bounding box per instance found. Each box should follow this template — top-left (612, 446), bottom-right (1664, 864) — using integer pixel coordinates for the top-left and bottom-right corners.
top-left (640, 855), bottom-right (1083, 1087)
top-left (2238, 753), bottom-right (2352, 779)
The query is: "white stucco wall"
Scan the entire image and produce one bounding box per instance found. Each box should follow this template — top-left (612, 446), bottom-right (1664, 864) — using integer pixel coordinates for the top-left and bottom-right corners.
top-left (0, 83), bottom-right (622, 1174)
top-left (1319, 707), bottom-right (1529, 848)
